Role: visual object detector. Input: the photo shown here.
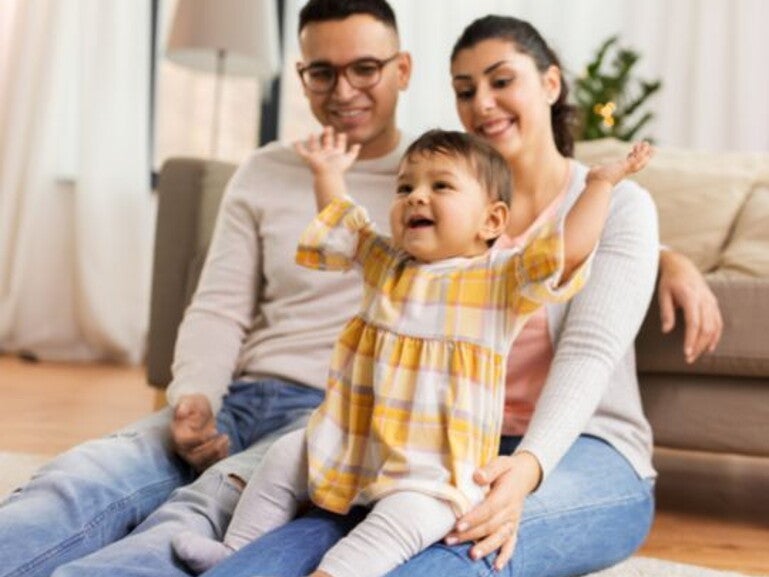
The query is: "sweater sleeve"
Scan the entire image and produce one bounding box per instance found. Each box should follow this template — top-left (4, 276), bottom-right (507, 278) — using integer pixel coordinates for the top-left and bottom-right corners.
top-left (295, 197), bottom-right (378, 271)
top-left (515, 181), bottom-right (659, 481)
top-left (166, 160), bottom-right (264, 414)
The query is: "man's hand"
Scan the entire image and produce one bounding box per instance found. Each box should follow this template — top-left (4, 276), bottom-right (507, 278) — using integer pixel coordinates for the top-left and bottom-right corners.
top-left (658, 249), bottom-right (723, 363)
top-left (171, 394), bottom-right (229, 473)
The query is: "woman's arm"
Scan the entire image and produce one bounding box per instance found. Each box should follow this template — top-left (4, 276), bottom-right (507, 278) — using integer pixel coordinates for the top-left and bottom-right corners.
top-left (448, 180), bottom-right (660, 568)
top-left (519, 181), bottom-right (659, 477)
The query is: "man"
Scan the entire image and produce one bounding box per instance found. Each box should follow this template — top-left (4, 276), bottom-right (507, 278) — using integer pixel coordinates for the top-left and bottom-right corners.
top-left (0, 1), bottom-right (720, 576)
top-left (1, 2), bottom-right (411, 577)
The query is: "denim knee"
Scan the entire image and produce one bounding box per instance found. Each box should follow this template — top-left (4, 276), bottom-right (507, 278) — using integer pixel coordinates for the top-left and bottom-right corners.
top-left (0, 409), bottom-right (192, 577)
top-left (46, 469), bottom-right (245, 577)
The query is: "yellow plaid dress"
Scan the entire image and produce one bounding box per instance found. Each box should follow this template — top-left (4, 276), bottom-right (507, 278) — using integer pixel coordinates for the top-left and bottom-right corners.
top-left (295, 198), bottom-right (589, 516)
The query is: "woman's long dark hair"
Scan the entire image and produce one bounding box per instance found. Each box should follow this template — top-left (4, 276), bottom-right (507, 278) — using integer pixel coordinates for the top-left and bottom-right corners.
top-left (451, 15), bottom-right (577, 158)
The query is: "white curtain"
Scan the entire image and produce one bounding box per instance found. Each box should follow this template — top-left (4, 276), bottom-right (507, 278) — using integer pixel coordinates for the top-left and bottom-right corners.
top-left (0, 0), bottom-right (155, 363)
top-left (279, 0), bottom-right (769, 153)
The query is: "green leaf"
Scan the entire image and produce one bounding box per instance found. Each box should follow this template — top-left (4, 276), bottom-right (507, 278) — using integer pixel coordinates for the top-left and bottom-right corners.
top-left (570, 34), bottom-right (662, 142)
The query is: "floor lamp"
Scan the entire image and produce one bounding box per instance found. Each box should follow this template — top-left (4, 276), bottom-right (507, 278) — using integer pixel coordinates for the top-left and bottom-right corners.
top-left (165, 0), bottom-right (281, 158)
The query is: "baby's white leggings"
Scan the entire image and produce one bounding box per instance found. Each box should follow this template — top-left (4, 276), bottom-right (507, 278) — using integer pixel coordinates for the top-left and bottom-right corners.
top-left (226, 427), bottom-right (457, 577)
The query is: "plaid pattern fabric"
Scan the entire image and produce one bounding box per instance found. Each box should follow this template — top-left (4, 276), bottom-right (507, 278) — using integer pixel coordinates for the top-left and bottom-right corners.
top-left (296, 198), bottom-right (589, 515)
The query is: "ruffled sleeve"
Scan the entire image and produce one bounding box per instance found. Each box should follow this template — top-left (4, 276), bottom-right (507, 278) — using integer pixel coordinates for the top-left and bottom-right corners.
top-left (295, 197), bottom-right (379, 271)
top-left (506, 217), bottom-right (595, 314)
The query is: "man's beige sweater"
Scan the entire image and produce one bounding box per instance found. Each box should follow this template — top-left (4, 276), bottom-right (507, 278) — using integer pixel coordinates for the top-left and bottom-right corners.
top-left (167, 140), bottom-right (408, 414)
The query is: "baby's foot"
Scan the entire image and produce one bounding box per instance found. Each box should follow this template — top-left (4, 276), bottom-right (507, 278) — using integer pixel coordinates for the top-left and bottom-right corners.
top-left (587, 141), bottom-right (653, 186)
top-left (172, 531), bottom-right (234, 575)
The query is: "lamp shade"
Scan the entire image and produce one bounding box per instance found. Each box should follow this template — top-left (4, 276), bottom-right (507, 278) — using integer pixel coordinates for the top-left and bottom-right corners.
top-left (166, 0), bottom-right (280, 81)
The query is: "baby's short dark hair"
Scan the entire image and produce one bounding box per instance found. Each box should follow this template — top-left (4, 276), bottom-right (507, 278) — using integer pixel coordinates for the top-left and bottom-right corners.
top-left (402, 129), bottom-right (512, 206)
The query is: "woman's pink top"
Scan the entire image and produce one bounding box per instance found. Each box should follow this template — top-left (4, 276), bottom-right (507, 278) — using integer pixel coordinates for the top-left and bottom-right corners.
top-left (497, 182), bottom-right (569, 435)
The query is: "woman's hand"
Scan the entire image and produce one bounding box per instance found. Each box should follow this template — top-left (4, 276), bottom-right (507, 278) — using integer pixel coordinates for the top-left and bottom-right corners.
top-left (657, 249), bottom-right (723, 363)
top-left (445, 451), bottom-right (542, 571)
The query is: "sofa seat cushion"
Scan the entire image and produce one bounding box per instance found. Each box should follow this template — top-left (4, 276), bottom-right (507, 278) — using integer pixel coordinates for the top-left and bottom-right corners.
top-left (641, 374), bottom-right (769, 456)
top-left (636, 277), bottom-right (769, 378)
top-left (652, 446), bottom-right (769, 521)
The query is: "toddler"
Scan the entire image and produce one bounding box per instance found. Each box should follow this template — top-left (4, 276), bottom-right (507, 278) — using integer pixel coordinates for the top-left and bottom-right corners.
top-left (173, 128), bottom-right (652, 577)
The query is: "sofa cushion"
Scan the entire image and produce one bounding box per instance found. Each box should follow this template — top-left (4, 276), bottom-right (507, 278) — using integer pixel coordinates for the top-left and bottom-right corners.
top-left (196, 161), bottom-right (237, 253)
top-left (147, 158), bottom-right (235, 388)
top-left (574, 139), bottom-right (769, 272)
top-left (652, 446), bottom-right (769, 521)
top-left (717, 184), bottom-right (769, 277)
top-left (640, 374), bottom-right (769, 456)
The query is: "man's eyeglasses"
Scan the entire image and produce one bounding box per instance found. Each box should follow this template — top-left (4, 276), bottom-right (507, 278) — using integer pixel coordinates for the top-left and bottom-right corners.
top-left (296, 53), bottom-right (400, 94)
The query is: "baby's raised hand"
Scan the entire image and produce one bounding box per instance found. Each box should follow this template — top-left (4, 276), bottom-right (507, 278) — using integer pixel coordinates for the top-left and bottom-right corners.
top-left (587, 141), bottom-right (653, 186)
top-left (294, 126), bottom-right (361, 176)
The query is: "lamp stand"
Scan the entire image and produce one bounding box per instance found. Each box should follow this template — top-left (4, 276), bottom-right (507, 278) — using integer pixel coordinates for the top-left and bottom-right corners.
top-left (211, 48), bottom-right (226, 158)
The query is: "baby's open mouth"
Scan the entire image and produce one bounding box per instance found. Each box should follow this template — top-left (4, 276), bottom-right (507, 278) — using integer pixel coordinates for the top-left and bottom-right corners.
top-left (407, 217), bottom-right (435, 228)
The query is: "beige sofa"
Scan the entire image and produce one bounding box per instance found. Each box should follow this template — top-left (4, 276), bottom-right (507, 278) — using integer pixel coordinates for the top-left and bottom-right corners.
top-left (147, 141), bottom-right (769, 522)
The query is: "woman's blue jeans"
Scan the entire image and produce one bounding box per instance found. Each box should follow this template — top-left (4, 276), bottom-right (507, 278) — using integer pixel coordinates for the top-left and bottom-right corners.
top-left (0, 378), bottom-right (324, 577)
top-left (202, 435), bottom-right (655, 577)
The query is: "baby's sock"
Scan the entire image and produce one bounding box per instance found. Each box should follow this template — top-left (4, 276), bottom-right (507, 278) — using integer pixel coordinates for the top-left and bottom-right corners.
top-left (172, 530), bottom-right (234, 575)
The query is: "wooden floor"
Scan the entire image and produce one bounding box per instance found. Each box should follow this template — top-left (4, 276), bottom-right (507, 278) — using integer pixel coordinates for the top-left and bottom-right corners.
top-left (1, 354), bottom-right (767, 575)
top-left (0, 355), bottom-right (155, 455)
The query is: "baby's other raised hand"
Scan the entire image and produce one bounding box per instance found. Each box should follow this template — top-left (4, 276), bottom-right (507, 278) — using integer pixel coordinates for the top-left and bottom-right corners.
top-left (294, 126), bottom-right (361, 176)
top-left (587, 141), bottom-right (653, 186)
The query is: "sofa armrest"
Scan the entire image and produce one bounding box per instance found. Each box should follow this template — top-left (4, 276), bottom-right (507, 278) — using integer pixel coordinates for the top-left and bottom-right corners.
top-left (146, 158), bottom-right (236, 388)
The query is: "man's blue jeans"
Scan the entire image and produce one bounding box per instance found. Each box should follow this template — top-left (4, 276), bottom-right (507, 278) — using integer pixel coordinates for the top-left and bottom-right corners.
top-left (201, 436), bottom-right (655, 577)
top-left (0, 378), bottom-right (324, 577)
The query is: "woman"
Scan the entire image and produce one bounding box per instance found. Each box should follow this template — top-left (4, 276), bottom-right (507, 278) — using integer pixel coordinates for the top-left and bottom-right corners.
top-left (200, 14), bottom-right (721, 577)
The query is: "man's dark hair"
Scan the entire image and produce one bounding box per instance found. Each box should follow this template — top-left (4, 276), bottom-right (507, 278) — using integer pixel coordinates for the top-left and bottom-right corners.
top-left (402, 129), bottom-right (512, 207)
top-left (299, 0), bottom-right (398, 34)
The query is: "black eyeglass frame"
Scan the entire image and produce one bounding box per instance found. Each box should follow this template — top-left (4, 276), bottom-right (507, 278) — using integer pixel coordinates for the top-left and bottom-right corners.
top-left (296, 53), bottom-right (401, 94)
